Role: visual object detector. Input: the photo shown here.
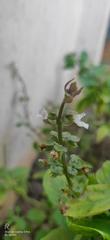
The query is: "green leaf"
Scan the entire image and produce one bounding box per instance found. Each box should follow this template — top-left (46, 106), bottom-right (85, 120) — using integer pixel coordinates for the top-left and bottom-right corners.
top-left (67, 166), bottom-right (78, 176)
top-left (50, 131), bottom-right (79, 144)
top-left (41, 227), bottom-right (74, 240)
top-left (64, 53), bottom-right (77, 69)
top-left (66, 184), bottom-right (110, 218)
top-left (48, 111), bottom-right (57, 120)
top-left (35, 229), bottom-right (50, 240)
top-left (27, 208), bottom-right (46, 224)
top-left (79, 51), bottom-right (89, 70)
top-left (96, 161), bottom-right (110, 184)
top-left (80, 72), bottom-right (98, 87)
top-left (63, 113), bottom-right (74, 125)
top-left (10, 167), bottom-right (29, 179)
top-left (69, 154), bottom-right (92, 170)
top-left (50, 163), bottom-right (63, 176)
top-left (33, 142), bottom-right (39, 150)
top-left (14, 216), bottom-right (27, 230)
top-left (54, 142), bottom-right (67, 153)
top-left (63, 132), bottom-right (80, 143)
top-left (96, 125), bottom-right (110, 142)
top-left (77, 93), bottom-right (96, 111)
top-left (52, 209), bottom-right (65, 226)
top-left (43, 170), bottom-right (67, 206)
top-left (67, 216), bottom-right (110, 239)
top-left (50, 131), bottom-right (57, 138)
top-left (72, 175), bottom-right (88, 195)
top-left (79, 65), bottom-right (106, 87)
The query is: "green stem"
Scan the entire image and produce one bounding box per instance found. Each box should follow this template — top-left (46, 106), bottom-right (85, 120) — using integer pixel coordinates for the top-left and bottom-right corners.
top-left (56, 99), bottom-right (72, 189)
top-left (57, 99), bottom-right (65, 144)
top-left (62, 153), bottom-right (72, 188)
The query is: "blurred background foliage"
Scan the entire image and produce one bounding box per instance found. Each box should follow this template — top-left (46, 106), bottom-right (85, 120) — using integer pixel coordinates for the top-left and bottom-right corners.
top-left (64, 51), bottom-right (110, 169)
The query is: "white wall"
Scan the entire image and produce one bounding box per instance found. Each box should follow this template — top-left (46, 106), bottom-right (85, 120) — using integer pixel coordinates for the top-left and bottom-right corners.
top-left (0, 0), bottom-right (83, 166)
top-left (0, 0), bottom-right (109, 166)
top-left (76, 0), bottom-right (110, 63)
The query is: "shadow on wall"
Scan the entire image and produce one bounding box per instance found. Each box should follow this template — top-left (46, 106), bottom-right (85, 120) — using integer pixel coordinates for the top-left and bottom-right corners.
top-left (0, 62), bottom-right (37, 168)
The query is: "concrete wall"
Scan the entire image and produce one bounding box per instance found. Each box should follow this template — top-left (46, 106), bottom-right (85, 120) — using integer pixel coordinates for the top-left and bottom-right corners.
top-left (0, 0), bottom-right (110, 167)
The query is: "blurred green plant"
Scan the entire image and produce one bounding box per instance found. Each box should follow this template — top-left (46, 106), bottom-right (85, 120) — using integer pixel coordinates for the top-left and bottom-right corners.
top-left (32, 79), bottom-right (110, 240)
top-left (0, 165), bottom-right (65, 240)
top-left (1, 55), bottom-right (110, 239)
top-left (64, 52), bottom-right (110, 167)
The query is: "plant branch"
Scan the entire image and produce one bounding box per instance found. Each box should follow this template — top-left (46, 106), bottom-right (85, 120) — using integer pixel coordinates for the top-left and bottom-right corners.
top-left (57, 99), bottom-right (65, 144)
top-left (56, 99), bottom-right (72, 189)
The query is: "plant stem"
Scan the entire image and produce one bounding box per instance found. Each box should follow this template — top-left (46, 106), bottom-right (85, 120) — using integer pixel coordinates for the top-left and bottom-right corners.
top-left (57, 99), bottom-right (72, 189)
top-left (57, 99), bottom-right (65, 144)
top-left (62, 153), bottom-right (72, 188)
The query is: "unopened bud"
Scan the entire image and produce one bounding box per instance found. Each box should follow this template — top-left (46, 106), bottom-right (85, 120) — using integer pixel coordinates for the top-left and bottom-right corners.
top-left (82, 167), bottom-right (90, 174)
top-left (40, 144), bottom-right (47, 150)
top-left (64, 79), bottom-right (83, 103)
top-left (50, 150), bottom-right (59, 159)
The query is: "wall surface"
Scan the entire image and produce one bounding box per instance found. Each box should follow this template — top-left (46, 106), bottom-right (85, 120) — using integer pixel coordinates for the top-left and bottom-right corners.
top-left (76, 0), bottom-right (110, 63)
top-left (0, 0), bottom-right (109, 166)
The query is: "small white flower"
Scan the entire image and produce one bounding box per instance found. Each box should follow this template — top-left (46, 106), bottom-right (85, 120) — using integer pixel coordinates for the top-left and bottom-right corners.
top-left (37, 108), bottom-right (48, 120)
top-left (74, 112), bottom-right (89, 129)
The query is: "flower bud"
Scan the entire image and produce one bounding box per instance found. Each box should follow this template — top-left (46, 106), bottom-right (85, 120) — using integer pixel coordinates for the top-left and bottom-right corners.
top-left (50, 150), bottom-right (59, 159)
top-left (82, 167), bottom-right (90, 174)
top-left (64, 79), bottom-right (83, 103)
top-left (40, 144), bottom-right (47, 150)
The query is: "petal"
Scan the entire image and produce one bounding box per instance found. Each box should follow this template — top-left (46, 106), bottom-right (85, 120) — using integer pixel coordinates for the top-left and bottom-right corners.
top-left (77, 112), bottom-right (86, 120)
top-left (74, 113), bottom-right (89, 129)
top-left (79, 121), bottom-right (89, 129)
top-left (37, 108), bottom-right (48, 120)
